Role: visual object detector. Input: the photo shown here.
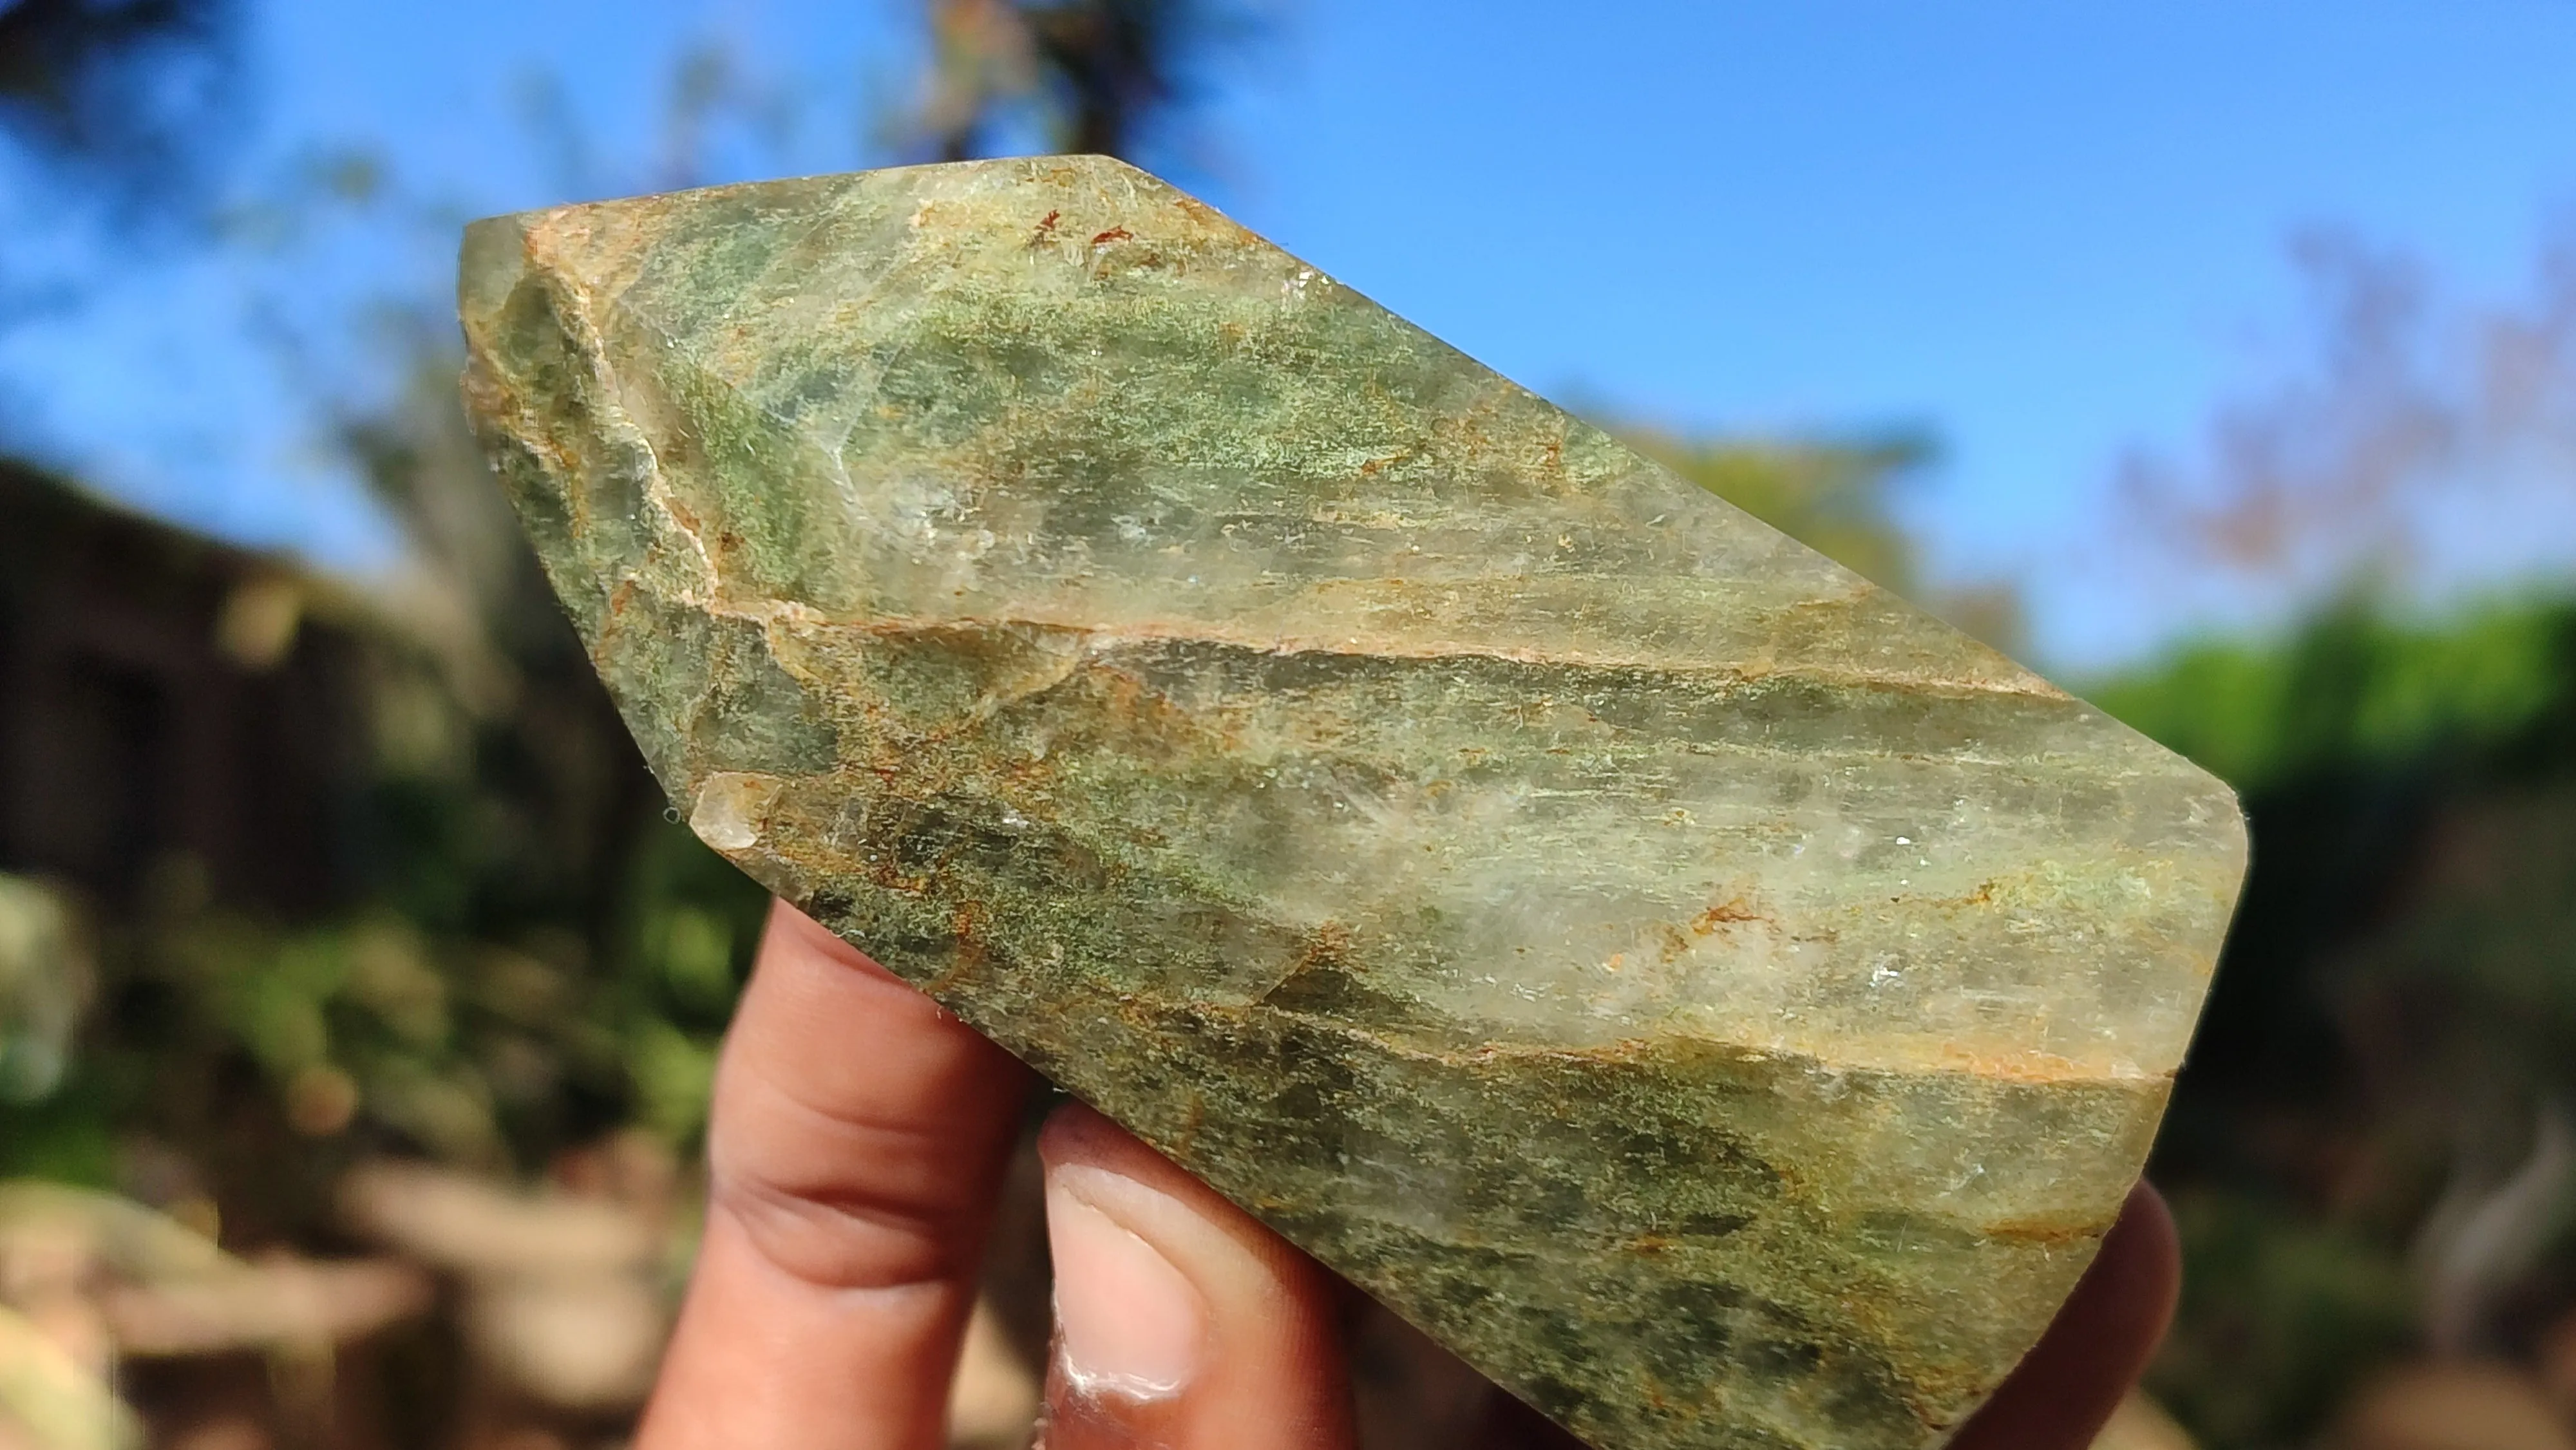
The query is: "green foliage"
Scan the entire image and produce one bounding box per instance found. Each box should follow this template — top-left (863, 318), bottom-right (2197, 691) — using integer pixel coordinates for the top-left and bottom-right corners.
top-left (0, 1077), bottom-right (116, 1188)
top-left (0, 340), bottom-right (773, 1224)
top-left (2151, 1189), bottom-right (2418, 1447)
top-left (1620, 426), bottom-right (1935, 596)
top-left (2092, 595), bottom-right (2575, 792)
top-left (0, 874), bottom-right (86, 1103)
top-left (2358, 782), bottom-right (2576, 1042)
top-left (1622, 423), bottom-right (2031, 654)
top-left (2103, 587), bottom-right (2576, 1447)
top-left (0, 818), bottom-right (764, 1236)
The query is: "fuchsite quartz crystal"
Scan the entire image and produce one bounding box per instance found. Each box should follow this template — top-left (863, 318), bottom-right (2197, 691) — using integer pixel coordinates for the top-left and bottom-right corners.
top-left (457, 155), bottom-right (2246, 1450)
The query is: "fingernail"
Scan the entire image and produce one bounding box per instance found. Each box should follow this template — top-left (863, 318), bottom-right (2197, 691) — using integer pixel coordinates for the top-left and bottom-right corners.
top-left (1046, 1162), bottom-right (1208, 1402)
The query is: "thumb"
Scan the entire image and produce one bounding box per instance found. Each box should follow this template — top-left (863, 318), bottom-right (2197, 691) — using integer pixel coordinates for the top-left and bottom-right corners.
top-left (1034, 1104), bottom-right (1354, 1450)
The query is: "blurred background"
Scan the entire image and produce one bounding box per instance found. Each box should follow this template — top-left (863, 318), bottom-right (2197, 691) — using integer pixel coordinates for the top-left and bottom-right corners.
top-left (0, 2), bottom-right (2572, 1447)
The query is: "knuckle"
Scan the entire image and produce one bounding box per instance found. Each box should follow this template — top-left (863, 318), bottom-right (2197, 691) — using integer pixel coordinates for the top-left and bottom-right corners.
top-left (710, 1169), bottom-right (969, 1294)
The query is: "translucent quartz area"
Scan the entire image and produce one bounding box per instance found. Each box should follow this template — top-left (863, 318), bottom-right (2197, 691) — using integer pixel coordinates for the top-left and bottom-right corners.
top-left (459, 156), bottom-right (2245, 1450)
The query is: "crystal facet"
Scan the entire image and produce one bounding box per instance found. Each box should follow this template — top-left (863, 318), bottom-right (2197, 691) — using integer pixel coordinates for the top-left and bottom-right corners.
top-left (459, 156), bottom-right (2246, 1450)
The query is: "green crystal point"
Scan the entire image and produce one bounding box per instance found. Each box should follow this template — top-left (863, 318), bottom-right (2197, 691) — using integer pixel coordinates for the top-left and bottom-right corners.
top-left (459, 155), bottom-right (2245, 1450)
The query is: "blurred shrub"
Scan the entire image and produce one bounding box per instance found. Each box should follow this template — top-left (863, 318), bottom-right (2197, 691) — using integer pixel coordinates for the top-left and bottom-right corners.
top-left (2108, 591), bottom-right (2576, 1447)
top-left (0, 876), bottom-right (90, 1105)
top-left (1626, 425), bottom-right (1936, 596)
top-left (1629, 422), bottom-right (2029, 652)
top-left (2094, 599), bottom-right (2573, 793)
top-left (0, 362), bottom-right (768, 1239)
top-left (2156, 1189), bottom-right (2420, 1447)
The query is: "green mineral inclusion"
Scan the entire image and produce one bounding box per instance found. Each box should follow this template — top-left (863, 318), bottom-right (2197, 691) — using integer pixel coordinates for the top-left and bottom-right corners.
top-left (458, 155), bottom-right (2245, 1450)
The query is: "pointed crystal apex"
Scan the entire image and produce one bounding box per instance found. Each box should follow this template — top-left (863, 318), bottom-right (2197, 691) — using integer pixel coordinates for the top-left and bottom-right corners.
top-left (461, 156), bottom-right (2244, 1450)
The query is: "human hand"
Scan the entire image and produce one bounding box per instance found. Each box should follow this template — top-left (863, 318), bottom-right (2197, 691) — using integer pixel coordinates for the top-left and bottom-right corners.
top-left (636, 902), bottom-right (2178, 1450)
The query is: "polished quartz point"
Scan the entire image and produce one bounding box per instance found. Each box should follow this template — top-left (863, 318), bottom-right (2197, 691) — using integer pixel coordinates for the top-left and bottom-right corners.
top-left (458, 155), bottom-right (2245, 1450)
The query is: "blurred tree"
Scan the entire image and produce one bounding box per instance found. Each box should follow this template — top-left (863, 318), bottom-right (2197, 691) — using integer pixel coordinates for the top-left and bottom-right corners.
top-left (0, 0), bottom-right (243, 211)
top-left (63, 8), bottom-right (2576, 1445)
top-left (911, 0), bottom-right (1254, 161)
top-left (2106, 593), bottom-right (2576, 1447)
top-left (55, 0), bottom-right (1287, 1194)
top-left (2059, 201), bottom-right (2576, 1447)
top-left (2094, 599), bottom-right (2571, 793)
top-left (283, 0), bottom-right (1278, 1173)
top-left (2116, 226), bottom-right (2576, 617)
top-left (1623, 424), bottom-right (1934, 594)
top-left (0, 0), bottom-right (247, 330)
top-left (1618, 421), bottom-right (2029, 652)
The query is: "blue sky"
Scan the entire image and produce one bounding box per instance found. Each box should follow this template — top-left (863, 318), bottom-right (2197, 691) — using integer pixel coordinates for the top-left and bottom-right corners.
top-left (6, 0), bottom-right (2575, 663)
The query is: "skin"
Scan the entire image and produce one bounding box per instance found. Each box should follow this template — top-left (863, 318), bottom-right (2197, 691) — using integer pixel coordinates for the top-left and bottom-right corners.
top-left (636, 902), bottom-right (2181, 1450)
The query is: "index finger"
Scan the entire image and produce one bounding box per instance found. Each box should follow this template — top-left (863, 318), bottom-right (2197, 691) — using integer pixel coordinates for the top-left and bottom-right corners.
top-left (638, 901), bottom-right (1034, 1450)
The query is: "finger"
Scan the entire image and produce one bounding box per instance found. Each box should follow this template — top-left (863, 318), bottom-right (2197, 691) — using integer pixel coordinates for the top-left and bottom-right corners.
top-left (1473, 1389), bottom-right (1594, 1448)
top-left (1034, 1103), bottom-right (1354, 1450)
top-left (1947, 1181), bottom-right (2182, 1450)
top-left (639, 901), bottom-right (1035, 1450)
